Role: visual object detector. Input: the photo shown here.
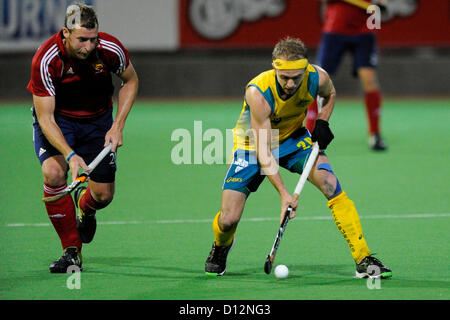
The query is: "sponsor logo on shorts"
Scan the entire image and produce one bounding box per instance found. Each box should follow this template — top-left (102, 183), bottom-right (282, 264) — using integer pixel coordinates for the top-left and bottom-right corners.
top-left (226, 177), bottom-right (242, 183)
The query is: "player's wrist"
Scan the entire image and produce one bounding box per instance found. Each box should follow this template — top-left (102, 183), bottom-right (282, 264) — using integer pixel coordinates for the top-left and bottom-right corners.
top-left (65, 150), bottom-right (76, 163)
top-left (312, 119), bottom-right (334, 150)
top-left (111, 119), bottom-right (125, 131)
top-left (278, 188), bottom-right (291, 198)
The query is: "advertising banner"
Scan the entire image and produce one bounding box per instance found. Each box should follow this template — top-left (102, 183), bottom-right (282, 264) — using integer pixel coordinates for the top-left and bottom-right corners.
top-left (0, 0), bottom-right (178, 51)
top-left (179, 0), bottom-right (450, 49)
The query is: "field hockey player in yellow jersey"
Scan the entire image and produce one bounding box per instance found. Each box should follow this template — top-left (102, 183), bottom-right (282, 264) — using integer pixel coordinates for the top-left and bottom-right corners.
top-left (205, 37), bottom-right (392, 279)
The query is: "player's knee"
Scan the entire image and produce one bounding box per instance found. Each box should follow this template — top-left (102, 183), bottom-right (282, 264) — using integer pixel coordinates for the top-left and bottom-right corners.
top-left (358, 68), bottom-right (379, 91)
top-left (317, 163), bottom-right (342, 199)
top-left (218, 208), bottom-right (239, 232)
top-left (323, 174), bottom-right (341, 199)
top-left (91, 190), bottom-right (114, 206)
top-left (42, 165), bottom-right (67, 186)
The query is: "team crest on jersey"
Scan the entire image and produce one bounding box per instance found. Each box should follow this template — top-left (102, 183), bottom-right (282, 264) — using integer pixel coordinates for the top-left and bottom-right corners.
top-left (94, 63), bottom-right (104, 73)
top-left (296, 99), bottom-right (311, 108)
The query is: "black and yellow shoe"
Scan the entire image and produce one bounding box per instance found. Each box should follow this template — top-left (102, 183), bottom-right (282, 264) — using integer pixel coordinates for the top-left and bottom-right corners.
top-left (356, 255), bottom-right (392, 279)
top-left (75, 186), bottom-right (97, 243)
top-left (49, 247), bottom-right (82, 273)
top-left (205, 239), bottom-right (234, 277)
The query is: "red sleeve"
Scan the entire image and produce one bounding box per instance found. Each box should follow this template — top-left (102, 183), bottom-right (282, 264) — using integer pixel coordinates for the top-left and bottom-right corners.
top-left (27, 44), bottom-right (61, 97)
top-left (98, 32), bottom-right (130, 75)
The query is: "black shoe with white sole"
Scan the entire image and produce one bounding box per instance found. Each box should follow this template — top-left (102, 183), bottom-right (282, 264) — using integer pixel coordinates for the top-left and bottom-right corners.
top-left (49, 247), bottom-right (82, 273)
top-left (205, 239), bottom-right (235, 276)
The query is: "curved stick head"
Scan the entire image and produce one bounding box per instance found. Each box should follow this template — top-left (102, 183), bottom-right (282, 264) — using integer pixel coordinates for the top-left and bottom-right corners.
top-left (264, 255), bottom-right (273, 274)
top-left (41, 191), bottom-right (68, 203)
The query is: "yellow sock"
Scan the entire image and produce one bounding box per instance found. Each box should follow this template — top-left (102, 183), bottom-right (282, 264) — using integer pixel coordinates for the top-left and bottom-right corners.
top-left (328, 191), bottom-right (370, 264)
top-left (212, 211), bottom-right (236, 247)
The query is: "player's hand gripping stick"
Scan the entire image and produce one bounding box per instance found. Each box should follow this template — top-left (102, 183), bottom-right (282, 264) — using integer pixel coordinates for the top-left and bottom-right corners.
top-left (42, 143), bottom-right (113, 203)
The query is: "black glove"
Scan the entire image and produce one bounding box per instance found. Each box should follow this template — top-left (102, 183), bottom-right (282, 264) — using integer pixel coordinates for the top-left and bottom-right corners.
top-left (311, 119), bottom-right (334, 150)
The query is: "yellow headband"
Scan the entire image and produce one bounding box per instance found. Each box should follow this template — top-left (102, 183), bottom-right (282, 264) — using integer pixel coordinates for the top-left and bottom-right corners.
top-left (273, 58), bottom-right (308, 70)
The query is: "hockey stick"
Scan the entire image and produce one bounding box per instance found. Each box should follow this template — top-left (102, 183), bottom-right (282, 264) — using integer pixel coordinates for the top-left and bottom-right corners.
top-left (341, 0), bottom-right (387, 13)
top-left (42, 143), bottom-right (113, 203)
top-left (264, 142), bottom-right (320, 274)
top-left (342, 0), bottom-right (371, 10)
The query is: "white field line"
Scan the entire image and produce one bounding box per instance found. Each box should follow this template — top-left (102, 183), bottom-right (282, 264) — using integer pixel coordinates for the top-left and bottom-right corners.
top-left (4, 213), bottom-right (450, 228)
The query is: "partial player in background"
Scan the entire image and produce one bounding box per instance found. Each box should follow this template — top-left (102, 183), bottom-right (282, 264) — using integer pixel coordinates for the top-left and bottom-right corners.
top-left (27, 4), bottom-right (138, 273)
top-left (205, 37), bottom-right (392, 279)
top-left (306, 0), bottom-right (388, 150)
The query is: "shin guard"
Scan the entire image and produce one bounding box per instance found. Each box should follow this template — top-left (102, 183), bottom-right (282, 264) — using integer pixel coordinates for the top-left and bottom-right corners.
top-left (212, 211), bottom-right (236, 247)
top-left (328, 192), bottom-right (370, 263)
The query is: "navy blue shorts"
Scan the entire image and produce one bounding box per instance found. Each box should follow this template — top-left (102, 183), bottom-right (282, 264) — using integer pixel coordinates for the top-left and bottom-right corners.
top-left (317, 32), bottom-right (378, 77)
top-left (222, 128), bottom-right (314, 196)
top-left (32, 108), bottom-right (117, 183)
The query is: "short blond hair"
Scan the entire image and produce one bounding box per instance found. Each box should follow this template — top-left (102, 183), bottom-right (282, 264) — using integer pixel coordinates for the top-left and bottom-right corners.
top-left (272, 37), bottom-right (307, 61)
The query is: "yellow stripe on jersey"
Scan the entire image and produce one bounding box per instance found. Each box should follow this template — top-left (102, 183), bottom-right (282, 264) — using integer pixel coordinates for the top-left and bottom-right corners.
top-left (233, 64), bottom-right (319, 151)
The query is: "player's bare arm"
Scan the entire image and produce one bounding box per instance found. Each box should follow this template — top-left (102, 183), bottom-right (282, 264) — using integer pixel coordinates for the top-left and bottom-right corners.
top-left (105, 62), bottom-right (139, 151)
top-left (316, 65), bottom-right (336, 122)
top-left (245, 86), bottom-right (298, 222)
top-left (33, 94), bottom-right (90, 181)
top-left (310, 66), bottom-right (336, 150)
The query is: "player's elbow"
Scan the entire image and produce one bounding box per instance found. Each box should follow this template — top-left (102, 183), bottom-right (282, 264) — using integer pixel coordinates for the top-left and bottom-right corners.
top-left (131, 72), bottom-right (139, 86)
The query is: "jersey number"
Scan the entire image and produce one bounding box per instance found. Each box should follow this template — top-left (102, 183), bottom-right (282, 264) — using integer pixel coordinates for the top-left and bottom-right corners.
top-left (297, 137), bottom-right (312, 150)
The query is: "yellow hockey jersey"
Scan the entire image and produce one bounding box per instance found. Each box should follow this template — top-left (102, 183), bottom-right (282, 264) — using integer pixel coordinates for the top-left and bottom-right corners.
top-left (233, 64), bottom-right (319, 151)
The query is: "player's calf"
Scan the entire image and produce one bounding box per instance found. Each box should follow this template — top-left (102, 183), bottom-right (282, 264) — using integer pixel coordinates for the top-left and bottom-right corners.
top-left (205, 211), bottom-right (238, 276)
top-left (75, 187), bottom-right (97, 243)
top-left (328, 192), bottom-right (371, 264)
top-left (76, 185), bottom-right (113, 243)
top-left (44, 183), bottom-right (82, 249)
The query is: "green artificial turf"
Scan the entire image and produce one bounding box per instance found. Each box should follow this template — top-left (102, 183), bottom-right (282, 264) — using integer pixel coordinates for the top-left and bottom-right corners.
top-left (0, 99), bottom-right (449, 302)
